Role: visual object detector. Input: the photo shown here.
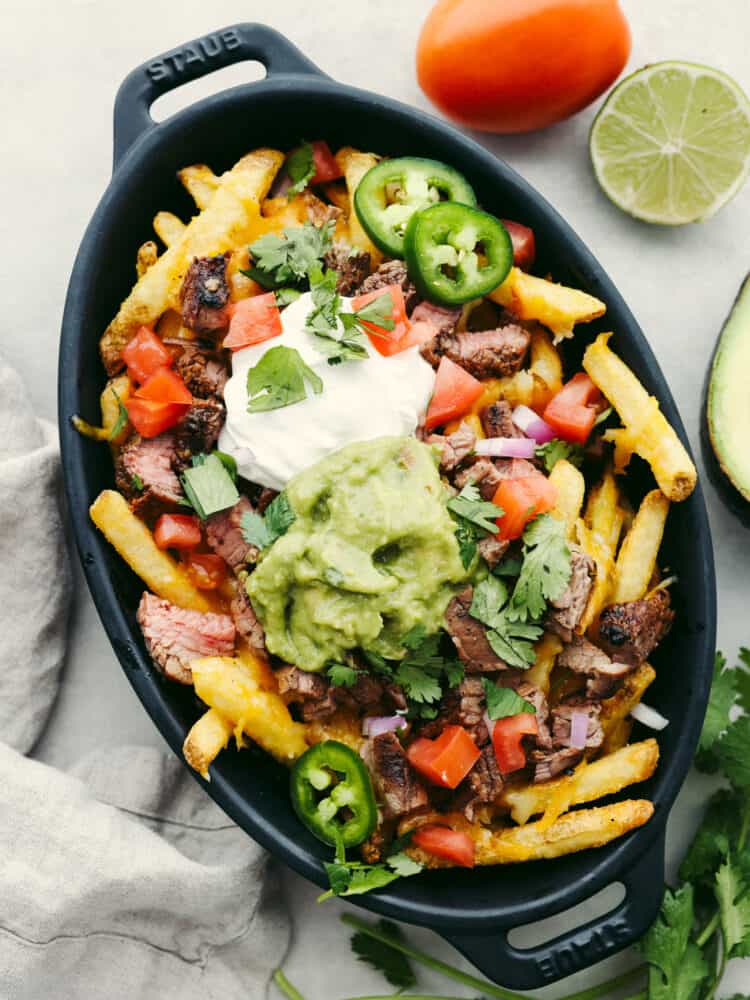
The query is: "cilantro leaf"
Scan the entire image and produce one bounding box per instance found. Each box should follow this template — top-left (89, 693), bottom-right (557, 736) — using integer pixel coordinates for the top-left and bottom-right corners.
top-left (469, 577), bottom-right (542, 670)
top-left (447, 482), bottom-right (505, 533)
top-left (241, 491), bottom-right (295, 550)
top-left (130, 473), bottom-right (144, 493)
top-left (350, 919), bottom-right (416, 991)
top-left (679, 787), bottom-right (741, 886)
top-left (244, 221), bottom-right (333, 289)
top-left (319, 850), bottom-right (423, 902)
top-left (265, 492), bottom-right (296, 537)
top-left (286, 142), bottom-right (316, 196)
top-left (392, 627), bottom-right (462, 707)
top-left (108, 390), bottom-right (129, 441)
top-left (454, 519), bottom-right (478, 570)
top-left (246, 345), bottom-right (323, 412)
top-left (593, 405), bottom-right (613, 427)
top-left (483, 679), bottom-right (536, 720)
top-left (535, 438), bottom-right (584, 473)
top-left (736, 648), bottom-right (750, 714)
top-left (327, 662), bottom-right (361, 688)
top-left (699, 652), bottom-right (737, 752)
top-left (351, 290), bottom-right (396, 333)
top-left (492, 556), bottom-right (523, 578)
top-left (275, 287), bottom-right (302, 308)
top-left (716, 857), bottom-right (750, 959)
top-left (507, 514), bottom-right (571, 623)
top-left (180, 453), bottom-right (240, 520)
top-left (470, 576), bottom-right (509, 623)
top-left (715, 716), bottom-right (750, 789)
top-left (394, 663), bottom-right (442, 704)
top-left (306, 267), bottom-right (370, 364)
top-left (385, 852), bottom-right (423, 877)
top-left (638, 884), bottom-right (709, 1000)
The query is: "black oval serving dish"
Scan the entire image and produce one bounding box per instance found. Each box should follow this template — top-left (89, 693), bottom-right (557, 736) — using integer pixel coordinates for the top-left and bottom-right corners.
top-left (58, 24), bottom-right (716, 990)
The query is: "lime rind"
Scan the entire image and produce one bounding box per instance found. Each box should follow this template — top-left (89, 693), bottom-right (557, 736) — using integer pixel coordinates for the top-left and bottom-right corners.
top-left (590, 61), bottom-right (750, 225)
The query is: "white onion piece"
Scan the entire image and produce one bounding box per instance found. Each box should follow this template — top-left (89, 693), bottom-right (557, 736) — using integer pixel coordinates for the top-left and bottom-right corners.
top-left (475, 437), bottom-right (537, 459)
top-left (569, 709), bottom-right (590, 749)
top-left (512, 404), bottom-right (556, 445)
top-left (483, 710), bottom-right (496, 741)
top-left (362, 715), bottom-right (407, 738)
top-left (630, 702), bottom-right (670, 731)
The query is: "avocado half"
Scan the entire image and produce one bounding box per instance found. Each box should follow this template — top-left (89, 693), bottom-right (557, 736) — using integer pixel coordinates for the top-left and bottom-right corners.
top-left (702, 272), bottom-right (750, 525)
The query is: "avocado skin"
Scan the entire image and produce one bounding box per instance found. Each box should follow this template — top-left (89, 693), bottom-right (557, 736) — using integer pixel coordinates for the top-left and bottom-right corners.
top-left (701, 271), bottom-right (750, 528)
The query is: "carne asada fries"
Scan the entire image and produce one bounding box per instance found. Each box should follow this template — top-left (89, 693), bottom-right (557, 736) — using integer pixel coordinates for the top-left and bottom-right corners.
top-left (82, 140), bottom-right (695, 890)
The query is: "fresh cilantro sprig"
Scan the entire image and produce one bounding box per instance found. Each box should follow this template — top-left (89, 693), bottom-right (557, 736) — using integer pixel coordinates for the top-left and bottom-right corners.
top-left (319, 834), bottom-right (423, 902)
top-left (241, 492), bottom-right (295, 550)
top-left (350, 918), bottom-right (417, 991)
top-left (535, 438), bottom-right (584, 473)
top-left (243, 220), bottom-right (334, 290)
top-left (507, 514), bottom-right (572, 623)
top-left (305, 267), bottom-right (395, 365)
top-left (469, 575), bottom-right (543, 670)
top-left (446, 482), bottom-right (505, 570)
top-left (482, 678), bottom-right (536, 720)
top-left (285, 141), bottom-right (316, 196)
top-left (326, 662), bottom-right (362, 688)
top-left (180, 453), bottom-right (240, 520)
top-left (246, 345), bottom-right (323, 413)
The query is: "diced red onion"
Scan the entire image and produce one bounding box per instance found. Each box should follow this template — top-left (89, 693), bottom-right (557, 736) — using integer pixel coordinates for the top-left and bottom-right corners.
top-left (475, 437), bottom-right (537, 459)
top-left (512, 404), bottom-right (556, 445)
top-left (630, 702), bottom-right (670, 731)
top-left (362, 715), bottom-right (407, 738)
top-left (269, 171), bottom-right (292, 198)
top-left (569, 709), bottom-right (590, 749)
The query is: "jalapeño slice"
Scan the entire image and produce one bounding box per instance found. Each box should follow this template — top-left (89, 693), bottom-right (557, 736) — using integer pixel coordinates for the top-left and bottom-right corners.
top-left (354, 157), bottom-right (477, 257)
top-left (290, 740), bottom-right (377, 848)
top-left (404, 202), bottom-right (513, 306)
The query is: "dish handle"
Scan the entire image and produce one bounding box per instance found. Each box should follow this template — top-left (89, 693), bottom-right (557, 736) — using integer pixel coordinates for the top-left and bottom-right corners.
top-left (113, 23), bottom-right (326, 168)
top-left (440, 829), bottom-right (665, 991)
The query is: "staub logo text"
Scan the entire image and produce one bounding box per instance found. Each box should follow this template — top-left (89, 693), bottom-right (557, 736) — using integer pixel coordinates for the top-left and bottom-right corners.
top-left (536, 915), bottom-right (631, 980)
top-left (146, 29), bottom-right (242, 82)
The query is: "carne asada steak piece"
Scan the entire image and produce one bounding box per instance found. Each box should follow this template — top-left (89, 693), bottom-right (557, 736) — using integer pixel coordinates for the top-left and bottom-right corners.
top-left (361, 732), bottom-right (429, 819)
top-left (323, 243), bottom-right (371, 295)
top-left (477, 535), bottom-right (510, 568)
top-left (276, 665), bottom-right (337, 721)
top-left (422, 325), bottom-right (530, 380)
top-left (302, 190), bottom-right (342, 229)
top-left (454, 457), bottom-right (504, 500)
top-left (551, 698), bottom-right (604, 751)
top-left (547, 547), bottom-right (596, 642)
top-left (205, 496), bottom-right (259, 571)
top-left (455, 744), bottom-right (504, 820)
top-left (516, 681), bottom-right (553, 750)
top-left (355, 259), bottom-right (419, 313)
top-left (174, 398), bottom-right (225, 464)
top-left (412, 302), bottom-right (464, 359)
top-left (173, 342), bottom-right (228, 400)
top-left (557, 634), bottom-right (631, 699)
top-left (531, 746), bottom-right (583, 783)
top-left (115, 432), bottom-right (182, 521)
top-left (482, 399), bottom-right (525, 439)
top-left (137, 592), bottom-right (236, 685)
top-left (428, 422), bottom-right (476, 472)
top-left (180, 253), bottom-right (230, 334)
top-left (417, 675), bottom-right (489, 746)
top-left (597, 590), bottom-right (675, 666)
top-left (229, 583), bottom-right (267, 656)
top-left (444, 587), bottom-right (511, 672)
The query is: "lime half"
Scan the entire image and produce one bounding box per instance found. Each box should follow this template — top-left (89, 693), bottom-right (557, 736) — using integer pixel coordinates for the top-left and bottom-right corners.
top-left (590, 61), bottom-right (750, 225)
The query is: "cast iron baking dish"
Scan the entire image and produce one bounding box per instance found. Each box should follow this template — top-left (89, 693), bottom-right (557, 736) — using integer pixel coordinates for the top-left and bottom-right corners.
top-left (58, 23), bottom-right (716, 990)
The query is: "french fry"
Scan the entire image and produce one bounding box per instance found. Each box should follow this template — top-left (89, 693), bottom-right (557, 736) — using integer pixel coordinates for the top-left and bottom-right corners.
top-left (89, 490), bottom-right (218, 612)
top-left (178, 164), bottom-right (220, 210)
top-left (577, 469), bottom-right (625, 631)
top-left (322, 181), bottom-right (350, 213)
top-left (101, 374), bottom-right (132, 447)
top-left (153, 211), bottom-right (186, 248)
top-left (99, 148), bottom-right (285, 374)
top-left (136, 241), bottom-right (158, 278)
top-left (583, 333), bottom-right (697, 502)
top-left (489, 269), bottom-right (606, 343)
top-left (602, 717), bottom-right (633, 755)
top-left (500, 739), bottom-right (659, 825)
top-left (305, 709), bottom-right (364, 754)
top-left (335, 146), bottom-right (383, 265)
top-left (191, 656), bottom-right (307, 764)
top-left (470, 370), bottom-right (538, 416)
top-left (549, 459), bottom-right (586, 539)
top-left (599, 663), bottom-right (657, 739)
top-left (156, 309), bottom-right (193, 341)
top-left (236, 640), bottom-right (276, 690)
top-left (610, 490), bottom-right (670, 604)
top-left (525, 632), bottom-right (563, 695)
top-left (183, 708), bottom-right (233, 779)
top-left (529, 326), bottom-right (563, 405)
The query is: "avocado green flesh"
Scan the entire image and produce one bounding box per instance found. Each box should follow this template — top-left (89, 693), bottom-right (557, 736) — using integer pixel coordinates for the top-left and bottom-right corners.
top-left (708, 273), bottom-right (750, 502)
top-left (246, 436), bottom-right (470, 672)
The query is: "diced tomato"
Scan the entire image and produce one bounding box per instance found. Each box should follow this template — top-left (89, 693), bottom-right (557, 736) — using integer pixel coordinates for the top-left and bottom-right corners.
top-left (309, 141), bottom-right (343, 185)
top-left (412, 825), bottom-right (475, 868)
top-left (125, 398), bottom-right (187, 438)
top-left (122, 325), bottom-right (173, 385)
top-left (406, 725), bottom-right (481, 789)
top-left (491, 713), bottom-right (539, 774)
top-left (543, 373), bottom-right (602, 444)
top-left (154, 514), bottom-right (202, 550)
top-left (501, 219), bottom-right (536, 272)
top-left (135, 365), bottom-right (193, 405)
top-left (424, 357), bottom-right (484, 431)
top-left (223, 293), bottom-right (283, 351)
top-left (373, 319), bottom-right (438, 357)
top-left (351, 284), bottom-right (411, 354)
top-left (182, 552), bottom-right (227, 591)
top-left (493, 473), bottom-right (558, 541)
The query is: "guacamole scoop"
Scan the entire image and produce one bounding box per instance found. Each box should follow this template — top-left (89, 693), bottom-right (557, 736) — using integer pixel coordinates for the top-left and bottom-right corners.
top-left (246, 436), bottom-right (470, 672)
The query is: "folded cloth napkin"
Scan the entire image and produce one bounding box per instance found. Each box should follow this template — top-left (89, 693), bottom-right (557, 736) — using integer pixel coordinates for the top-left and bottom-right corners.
top-left (0, 356), bottom-right (289, 999)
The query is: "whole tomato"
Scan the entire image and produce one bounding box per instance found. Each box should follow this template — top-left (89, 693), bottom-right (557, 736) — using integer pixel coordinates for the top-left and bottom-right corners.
top-left (416, 0), bottom-right (631, 134)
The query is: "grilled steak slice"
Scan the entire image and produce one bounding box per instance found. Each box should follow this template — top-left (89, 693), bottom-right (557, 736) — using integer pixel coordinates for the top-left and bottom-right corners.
top-left (531, 746), bottom-right (583, 783)
top-left (597, 590), bottom-right (675, 667)
top-left (173, 343), bottom-right (228, 400)
top-left (362, 732), bottom-right (429, 819)
top-left (333, 673), bottom-right (386, 714)
top-left (229, 584), bottom-right (267, 656)
top-left (412, 302), bottom-right (463, 358)
top-left (455, 744), bottom-right (504, 820)
top-left (180, 253), bottom-right (230, 334)
top-left (516, 681), bottom-right (553, 750)
top-left (557, 634), bottom-right (631, 699)
top-left (276, 665), bottom-right (337, 721)
top-left (552, 698), bottom-right (603, 751)
top-left (256, 487), bottom-right (279, 514)
top-left (137, 592), bottom-right (235, 685)
top-left (302, 190), bottom-right (342, 229)
top-left (428, 422), bottom-right (476, 472)
top-left (356, 259), bottom-right (419, 313)
top-left (323, 243), bottom-right (371, 295)
top-left (454, 457), bottom-right (503, 500)
top-left (477, 535), bottom-right (510, 568)
top-left (547, 547), bottom-right (596, 642)
top-left (174, 398), bottom-right (225, 465)
top-left (115, 432), bottom-right (182, 520)
top-left (425, 325), bottom-right (530, 379)
top-left (445, 587), bottom-right (510, 672)
top-left (418, 675), bottom-right (489, 746)
top-left (205, 496), bottom-right (259, 571)
top-left (482, 399), bottom-right (525, 439)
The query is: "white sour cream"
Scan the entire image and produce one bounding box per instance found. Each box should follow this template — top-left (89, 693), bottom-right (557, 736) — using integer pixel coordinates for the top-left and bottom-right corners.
top-left (220, 292), bottom-right (435, 490)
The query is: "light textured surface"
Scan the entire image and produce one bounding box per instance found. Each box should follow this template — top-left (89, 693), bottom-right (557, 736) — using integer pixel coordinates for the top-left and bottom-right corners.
top-left (2, 0), bottom-right (749, 995)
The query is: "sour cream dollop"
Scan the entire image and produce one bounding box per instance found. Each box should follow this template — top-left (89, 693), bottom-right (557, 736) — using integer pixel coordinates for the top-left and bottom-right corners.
top-left (220, 291), bottom-right (436, 490)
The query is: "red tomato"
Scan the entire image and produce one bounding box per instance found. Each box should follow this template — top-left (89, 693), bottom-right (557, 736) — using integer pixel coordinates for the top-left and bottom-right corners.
top-left (154, 514), bottom-right (202, 550)
top-left (424, 357), bottom-right (484, 431)
top-left (224, 293), bottom-right (283, 351)
top-left (406, 726), bottom-right (480, 789)
top-left (543, 373), bottom-right (602, 444)
top-left (183, 552), bottom-right (227, 591)
top-left (493, 474), bottom-right (558, 541)
top-left (492, 713), bottom-right (539, 774)
top-left (501, 219), bottom-right (536, 271)
top-left (135, 366), bottom-right (193, 405)
top-left (126, 398), bottom-right (187, 438)
top-left (412, 825), bottom-right (475, 867)
top-left (417, 0), bottom-right (631, 134)
top-left (309, 141), bottom-right (343, 184)
top-left (375, 320), bottom-right (438, 357)
top-left (122, 326), bottom-right (173, 384)
top-left (351, 284), bottom-right (411, 353)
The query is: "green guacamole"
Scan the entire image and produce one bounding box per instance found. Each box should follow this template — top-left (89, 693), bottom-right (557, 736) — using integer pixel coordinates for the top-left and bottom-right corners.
top-left (246, 436), bottom-right (470, 672)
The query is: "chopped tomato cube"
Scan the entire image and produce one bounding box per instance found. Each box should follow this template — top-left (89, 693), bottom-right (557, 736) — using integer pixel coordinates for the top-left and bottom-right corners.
top-left (406, 725), bottom-right (481, 789)
top-left (424, 357), bottom-right (484, 431)
top-left (412, 825), bottom-right (475, 868)
top-left (491, 713), bottom-right (539, 774)
top-left (182, 552), bottom-right (227, 590)
top-left (154, 514), bottom-right (202, 550)
top-left (351, 284), bottom-right (411, 353)
top-left (493, 473), bottom-right (557, 541)
top-left (223, 293), bottom-right (283, 351)
top-left (135, 365), bottom-right (193, 405)
top-left (543, 373), bottom-right (602, 444)
top-left (500, 219), bottom-right (536, 271)
top-left (373, 319), bottom-right (438, 357)
top-left (125, 398), bottom-right (187, 438)
top-left (122, 326), bottom-right (173, 385)
top-left (309, 141), bottom-right (343, 185)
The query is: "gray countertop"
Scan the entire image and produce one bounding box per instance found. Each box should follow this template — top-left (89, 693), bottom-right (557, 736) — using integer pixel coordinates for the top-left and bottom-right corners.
top-left (3, 0), bottom-right (749, 995)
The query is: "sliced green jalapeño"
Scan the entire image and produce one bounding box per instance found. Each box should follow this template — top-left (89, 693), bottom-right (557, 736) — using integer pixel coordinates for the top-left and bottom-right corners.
top-left (404, 202), bottom-right (514, 306)
top-left (354, 157), bottom-right (477, 257)
top-left (290, 740), bottom-right (377, 848)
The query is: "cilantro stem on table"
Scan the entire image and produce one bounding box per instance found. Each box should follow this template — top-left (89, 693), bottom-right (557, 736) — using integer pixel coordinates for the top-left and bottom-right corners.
top-left (273, 968), bottom-right (307, 1000)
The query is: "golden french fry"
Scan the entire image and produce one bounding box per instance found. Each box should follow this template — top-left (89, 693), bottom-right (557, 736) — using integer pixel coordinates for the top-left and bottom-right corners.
top-left (583, 333), bottom-right (697, 502)
top-left (89, 490), bottom-right (218, 613)
top-left (610, 490), bottom-right (670, 604)
top-left (101, 374), bottom-right (132, 447)
top-left (599, 663), bottom-right (657, 738)
top-left (178, 164), bottom-right (220, 210)
top-left (529, 326), bottom-right (563, 405)
top-left (156, 309), bottom-right (193, 341)
top-left (322, 181), bottom-right (350, 213)
top-left (191, 656), bottom-right (307, 764)
top-left (577, 469), bottom-right (625, 630)
top-left (489, 269), bottom-right (606, 343)
top-left (236, 640), bottom-right (276, 689)
top-left (136, 241), bottom-right (158, 278)
top-left (501, 739), bottom-right (659, 825)
top-left (444, 413), bottom-right (485, 439)
top-left (153, 211), bottom-right (186, 248)
top-left (549, 459), bottom-right (586, 539)
top-left (305, 709), bottom-right (364, 754)
top-left (602, 717), bottom-right (634, 755)
top-left (525, 632), bottom-right (563, 695)
top-left (183, 708), bottom-right (233, 779)
top-left (100, 148), bottom-right (285, 374)
top-left (335, 146), bottom-right (382, 265)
